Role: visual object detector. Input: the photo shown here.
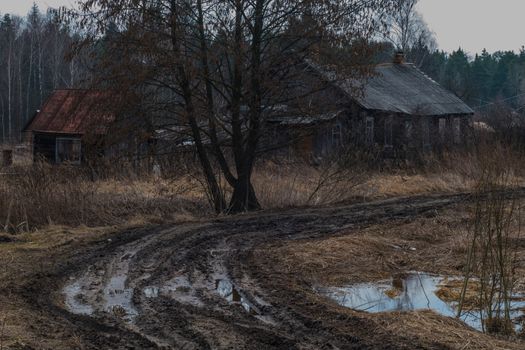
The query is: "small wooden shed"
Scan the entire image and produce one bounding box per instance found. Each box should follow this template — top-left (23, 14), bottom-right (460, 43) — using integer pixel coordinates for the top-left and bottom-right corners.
top-left (23, 89), bottom-right (115, 164)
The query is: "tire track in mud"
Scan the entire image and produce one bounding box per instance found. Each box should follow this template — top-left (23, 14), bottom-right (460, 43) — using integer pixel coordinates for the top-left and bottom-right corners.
top-left (55, 192), bottom-right (520, 349)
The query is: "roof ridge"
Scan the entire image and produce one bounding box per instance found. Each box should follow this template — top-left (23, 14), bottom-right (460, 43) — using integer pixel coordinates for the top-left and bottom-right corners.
top-left (407, 64), bottom-right (442, 88)
top-left (349, 63), bottom-right (474, 115)
top-left (23, 89), bottom-right (116, 134)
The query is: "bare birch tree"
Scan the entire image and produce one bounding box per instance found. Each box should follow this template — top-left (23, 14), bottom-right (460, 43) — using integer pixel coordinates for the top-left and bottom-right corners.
top-left (384, 0), bottom-right (436, 62)
top-left (0, 6), bottom-right (85, 143)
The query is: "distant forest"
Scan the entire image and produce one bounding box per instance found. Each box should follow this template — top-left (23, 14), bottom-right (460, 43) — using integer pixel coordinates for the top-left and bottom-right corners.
top-left (0, 5), bottom-right (88, 144)
top-left (381, 45), bottom-right (525, 112)
top-left (1, 3), bottom-right (525, 143)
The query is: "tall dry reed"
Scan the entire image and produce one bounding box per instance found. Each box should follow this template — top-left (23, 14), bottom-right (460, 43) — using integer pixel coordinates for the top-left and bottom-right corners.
top-left (457, 142), bottom-right (523, 335)
top-left (0, 162), bottom-right (208, 231)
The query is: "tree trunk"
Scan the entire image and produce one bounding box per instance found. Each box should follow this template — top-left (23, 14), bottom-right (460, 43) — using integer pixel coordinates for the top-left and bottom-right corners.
top-left (229, 174), bottom-right (261, 213)
top-left (0, 95), bottom-right (5, 142)
top-left (26, 31), bottom-right (34, 120)
top-left (18, 40), bottom-right (23, 141)
top-left (227, 0), bottom-right (265, 214)
top-left (169, 1), bottom-right (226, 213)
top-left (7, 35), bottom-right (13, 140)
top-left (196, 0), bottom-right (236, 187)
top-left (38, 40), bottom-right (43, 106)
top-left (185, 101), bottom-right (227, 214)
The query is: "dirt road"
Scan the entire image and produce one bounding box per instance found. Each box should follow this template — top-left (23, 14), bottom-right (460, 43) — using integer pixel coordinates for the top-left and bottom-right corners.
top-left (8, 192), bottom-right (524, 349)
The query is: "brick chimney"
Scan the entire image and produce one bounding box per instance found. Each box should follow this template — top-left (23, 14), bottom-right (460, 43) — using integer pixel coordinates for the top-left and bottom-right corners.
top-left (393, 51), bottom-right (405, 64)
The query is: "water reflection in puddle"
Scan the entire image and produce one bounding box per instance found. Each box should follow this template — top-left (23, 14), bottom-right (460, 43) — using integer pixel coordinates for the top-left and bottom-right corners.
top-left (63, 280), bottom-right (94, 316)
top-left (104, 275), bottom-right (139, 321)
top-left (319, 272), bottom-right (525, 332)
top-left (140, 276), bottom-right (204, 307)
top-left (215, 279), bottom-right (255, 313)
top-left (143, 286), bottom-right (160, 298)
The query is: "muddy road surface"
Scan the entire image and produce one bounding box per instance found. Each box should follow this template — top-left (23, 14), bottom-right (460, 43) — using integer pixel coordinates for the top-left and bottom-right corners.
top-left (26, 193), bottom-right (518, 349)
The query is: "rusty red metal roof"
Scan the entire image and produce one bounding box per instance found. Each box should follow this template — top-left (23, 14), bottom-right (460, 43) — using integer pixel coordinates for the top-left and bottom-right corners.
top-left (24, 89), bottom-right (116, 135)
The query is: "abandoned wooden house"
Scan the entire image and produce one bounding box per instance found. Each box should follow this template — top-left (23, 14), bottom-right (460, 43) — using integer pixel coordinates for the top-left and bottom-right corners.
top-left (265, 54), bottom-right (475, 159)
top-left (23, 89), bottom-right (116, 164)
top-left (23, 53), bottom-right (474, 166)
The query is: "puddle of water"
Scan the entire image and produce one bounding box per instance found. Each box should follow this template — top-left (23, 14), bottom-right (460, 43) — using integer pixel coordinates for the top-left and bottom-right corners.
top-left (63, 280), bottom-right (94, 316)
top-left (166, 276), bottom-right (193, 293)
top-left (215, 279), bottom-right (257, 314)
top-left (162, 276), bottom-right (204, 307)
top-left (319, 272), bottom-right (525, 332)
top-left (141, 275), bottom-right (204, 307)
top-left (104, 274), bottom-right (139, 321)
top-left (143, 286), bottom-right (160, 298)
top-left (64, 249), bottom-right (140, 322)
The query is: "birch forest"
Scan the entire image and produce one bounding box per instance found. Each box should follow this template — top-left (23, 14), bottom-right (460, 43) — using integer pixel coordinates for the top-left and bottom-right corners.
top-left (0, 4), bottom-right (86, 143)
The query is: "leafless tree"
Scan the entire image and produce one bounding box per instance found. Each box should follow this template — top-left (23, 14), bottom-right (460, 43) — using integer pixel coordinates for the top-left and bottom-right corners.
top-left (384, 0), bottom-right (436, 60)
top-left (72, 0), bottom-right (397, 213)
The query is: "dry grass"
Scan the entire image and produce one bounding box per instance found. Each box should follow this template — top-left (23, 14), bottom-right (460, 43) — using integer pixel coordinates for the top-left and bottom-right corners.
top-left (255, 203), bottom-right (525, 349)
top-left (253, 162), bottom-right (475, 210)
top-left (0, 162), bottom-right (209, 231)
top-left (0, 162), bottom-right (472, 231)
top-left (2, 142), bottom-right (525, 231)
top-left (253, 143), bottom-right (525, 209)
top-left (252, 161), bottom-right (364, 208)
top-left (357, 172), bottom-right (474, 198)
top-left (381, 310), bottom-right (521, 350)
top-left (266, 205), bottom-right (525, 289)
top-left (436, 279), bottom-right (481, 309)
top-left (262, 208), bottom-right (473, 286)
top-left (0, 167), bottom-right (498, 232)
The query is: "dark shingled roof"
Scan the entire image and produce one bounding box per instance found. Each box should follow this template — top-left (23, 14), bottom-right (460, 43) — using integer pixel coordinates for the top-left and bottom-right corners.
top-left (348, 63), bottom-right (474, 116)
top-left (308, 60), bottom-right (474, 116)
top-left (24, 89), bottom-right (115, 135)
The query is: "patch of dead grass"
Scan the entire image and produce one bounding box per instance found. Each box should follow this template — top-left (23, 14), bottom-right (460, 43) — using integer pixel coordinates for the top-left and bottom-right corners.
top-left (1, 153), bottom-right (522, 231)
top-left (358, 172), bottom-right (474, 198)
top-left (256, 203), bottom-right (525, 348)
top-left (381, 310), bottom-right (521, 350)
top-left (436, 278), bottom-right (481, 309)
top-left (253, 165), bottom-right (478, 209)
top-left (264, 206), bottom-right (472, 286)
top-left (0, 225), bottom-right (111, 348)
top-left (0, 163), bottom-right (209, 230)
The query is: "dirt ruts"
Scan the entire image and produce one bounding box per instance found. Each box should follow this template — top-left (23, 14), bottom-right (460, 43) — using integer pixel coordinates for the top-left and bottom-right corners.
top-left (32, 192), bottom-right (490, 350)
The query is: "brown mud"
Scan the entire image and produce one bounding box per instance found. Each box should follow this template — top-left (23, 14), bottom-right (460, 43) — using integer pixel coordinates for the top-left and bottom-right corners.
top-left (3, 191), bottom-right (525, 349)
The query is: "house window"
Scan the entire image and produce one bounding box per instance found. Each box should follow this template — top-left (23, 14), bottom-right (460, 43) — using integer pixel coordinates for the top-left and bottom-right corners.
top-left (384, 115), bottom-right (393, 147)
top-left (453, 118), bottom-right (461, 144)
top-left (439, 118), bottom-right (446, 141)
top-left (405, 120), bottom-right (413, 139)
top-left (421, 118), bottom-right (430, 147)
top-left (365, 117), bottom-right (374, 145)
top-left (56, 138), bottom-right (82, 164)
top-left (332, 124), bottom-right (342, 148)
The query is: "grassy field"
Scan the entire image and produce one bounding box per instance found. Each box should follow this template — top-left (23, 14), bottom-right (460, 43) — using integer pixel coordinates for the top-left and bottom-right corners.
top-left (0, 148), bottom-right (506, 232)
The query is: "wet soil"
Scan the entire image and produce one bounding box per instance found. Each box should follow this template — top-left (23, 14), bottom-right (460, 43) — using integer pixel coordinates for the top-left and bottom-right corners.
top-left (4, 191), bottom-right (525, 349)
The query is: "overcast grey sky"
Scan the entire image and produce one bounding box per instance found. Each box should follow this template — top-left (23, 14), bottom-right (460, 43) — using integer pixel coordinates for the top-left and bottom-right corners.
top-left (417, 0), bottom-right (525, 54)
top-left (1, 0), bottom-right (74, 15)
top-left (3, 0), bottom-right (525, 55)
